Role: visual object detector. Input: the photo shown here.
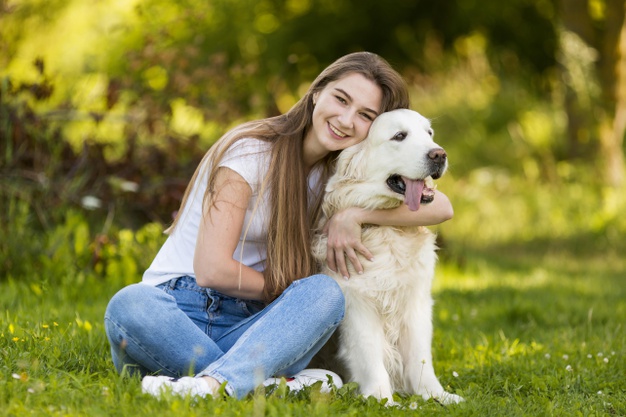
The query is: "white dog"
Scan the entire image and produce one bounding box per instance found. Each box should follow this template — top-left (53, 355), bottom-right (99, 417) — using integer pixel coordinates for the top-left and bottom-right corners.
top-left (312, 109), bottom-right (463, 405)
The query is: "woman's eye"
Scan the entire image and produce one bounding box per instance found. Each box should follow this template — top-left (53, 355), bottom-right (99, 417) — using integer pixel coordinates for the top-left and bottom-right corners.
top-left (335, 96), bottom-right (347, 104)
top-left (361, 113), bottom-right (374, 121)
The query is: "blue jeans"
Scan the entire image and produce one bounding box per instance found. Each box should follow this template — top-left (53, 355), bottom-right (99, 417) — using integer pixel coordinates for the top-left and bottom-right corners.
top-left (104, 274), bottom-right (344, 398)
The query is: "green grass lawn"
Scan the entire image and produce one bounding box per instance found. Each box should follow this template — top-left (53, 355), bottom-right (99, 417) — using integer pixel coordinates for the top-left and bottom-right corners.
top-left (1, 180), bottom-right (625, 416)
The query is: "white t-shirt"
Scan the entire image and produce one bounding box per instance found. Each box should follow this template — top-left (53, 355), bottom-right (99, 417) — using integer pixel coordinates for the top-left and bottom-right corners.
top-left (142, 138), bottom-right (322, 287)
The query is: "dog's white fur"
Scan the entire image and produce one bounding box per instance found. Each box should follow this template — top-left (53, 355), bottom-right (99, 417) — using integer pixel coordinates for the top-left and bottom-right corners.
top-left (312, 109), bottom-right (463, 404)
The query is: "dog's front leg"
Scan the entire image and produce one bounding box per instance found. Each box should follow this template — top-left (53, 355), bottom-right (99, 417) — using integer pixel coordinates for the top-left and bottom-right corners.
top-left (339, 295), bottom-right (394, 403)
top-left (401, 296), bottom-right (463, 404)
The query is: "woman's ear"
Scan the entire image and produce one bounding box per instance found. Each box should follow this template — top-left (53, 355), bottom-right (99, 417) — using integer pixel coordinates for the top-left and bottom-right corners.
top-left (312, 92), bottom-right (319, 106)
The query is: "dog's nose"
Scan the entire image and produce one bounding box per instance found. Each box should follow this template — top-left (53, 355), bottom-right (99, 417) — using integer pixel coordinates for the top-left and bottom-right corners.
top-left (428, 148), bottom-right (447, 164)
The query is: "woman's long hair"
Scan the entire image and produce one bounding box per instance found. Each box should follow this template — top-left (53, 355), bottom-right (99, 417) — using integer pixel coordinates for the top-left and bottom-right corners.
top-left (168, 52), bottom-right (410, 302)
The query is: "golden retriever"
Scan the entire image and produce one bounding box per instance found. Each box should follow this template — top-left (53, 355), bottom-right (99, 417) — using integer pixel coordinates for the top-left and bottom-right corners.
top-left (312, 109), bottom-right (463, 405)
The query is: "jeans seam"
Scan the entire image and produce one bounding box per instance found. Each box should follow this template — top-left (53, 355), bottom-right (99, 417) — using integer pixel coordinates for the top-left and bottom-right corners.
top-left (274, 317), bottom-right (341, 374)
top-left (105, 316), bottom-right (180, 377)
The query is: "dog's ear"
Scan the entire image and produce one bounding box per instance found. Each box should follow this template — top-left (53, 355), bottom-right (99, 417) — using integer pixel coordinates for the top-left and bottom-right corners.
top-left (335, 141), bottom-right (368, 180)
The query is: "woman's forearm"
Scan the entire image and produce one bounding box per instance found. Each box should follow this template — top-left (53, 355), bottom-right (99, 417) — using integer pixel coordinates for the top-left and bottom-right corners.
top-left (357, 190), bottom-right (453, 227)
top-left (194, 257), bottom-right (265, 300)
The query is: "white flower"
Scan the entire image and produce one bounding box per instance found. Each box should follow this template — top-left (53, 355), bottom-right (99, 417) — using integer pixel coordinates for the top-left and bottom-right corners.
top-left (598, 391), bottom-right (603, 395)
top-left (12, 373), bottom-right (21, 380)
top-left (409, 402), bottom-right (418, 410)
top-left (587, 354), bottom-right (592, 359)
top-left (597, 352), bottom-right (604, 357)
top-left (603, 358), bottom-right (609, 363)
top-left (81, 195), bottom-right (102, 210)
top-left (545, 353), bottom-right (551, 359)
top-left (452, 371), bottom-right (459, 378)
top-left (119, 180), bottom-right (139, 193)
top-left (562, 354), bottom-right (569, 360)
top-left (565, 365), bottom-right (573, 372)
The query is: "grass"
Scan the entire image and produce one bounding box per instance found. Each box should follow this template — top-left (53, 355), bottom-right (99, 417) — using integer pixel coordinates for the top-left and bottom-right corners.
top-left (1, 177), bottom-right (625, 416)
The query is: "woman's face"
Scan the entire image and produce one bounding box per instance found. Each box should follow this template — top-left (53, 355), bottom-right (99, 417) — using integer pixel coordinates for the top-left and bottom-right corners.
top-left (306, 72), bottom-right (383, 159)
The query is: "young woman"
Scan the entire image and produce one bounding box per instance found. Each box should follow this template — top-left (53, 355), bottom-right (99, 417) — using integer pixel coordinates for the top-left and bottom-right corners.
top-left (104, 52), bottom-right (453, 399)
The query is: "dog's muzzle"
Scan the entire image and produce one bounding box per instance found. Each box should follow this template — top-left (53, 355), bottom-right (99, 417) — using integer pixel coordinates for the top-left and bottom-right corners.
top-left (386, 175), bottom-right (436, 211)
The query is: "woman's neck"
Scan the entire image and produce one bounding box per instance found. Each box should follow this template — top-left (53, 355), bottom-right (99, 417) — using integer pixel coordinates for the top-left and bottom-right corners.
top-left (302, 131), bottom-right (328, 174)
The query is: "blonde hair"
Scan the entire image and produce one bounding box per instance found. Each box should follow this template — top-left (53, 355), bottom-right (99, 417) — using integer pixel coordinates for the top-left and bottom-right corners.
top-left (169, 52), bottom-right (410, 302)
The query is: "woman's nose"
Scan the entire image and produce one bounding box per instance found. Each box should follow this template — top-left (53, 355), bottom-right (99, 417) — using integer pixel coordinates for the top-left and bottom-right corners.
top-left (337, 110), bottom-right (354, 129)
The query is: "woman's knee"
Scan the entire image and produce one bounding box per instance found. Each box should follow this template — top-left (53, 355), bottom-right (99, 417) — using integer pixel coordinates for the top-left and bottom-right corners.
top-left (301, 274), bottom-right (345, 322)
top-left (105, 283), bottom-right (168, 330)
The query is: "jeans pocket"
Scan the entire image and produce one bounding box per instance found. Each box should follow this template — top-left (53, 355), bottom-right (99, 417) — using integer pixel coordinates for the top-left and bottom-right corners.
top-left (210, 291), bottom-right (264, 320)
top-left (161, 276), bottom-right (210, 330)
top-left (242, 300), bottom-right (265, 316)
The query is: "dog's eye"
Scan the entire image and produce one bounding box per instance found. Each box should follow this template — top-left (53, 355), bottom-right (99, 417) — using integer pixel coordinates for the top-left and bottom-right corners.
top-left (391, 131), bottom-right (407, 141)
top-left (427, 128), bottom-right (434, 137)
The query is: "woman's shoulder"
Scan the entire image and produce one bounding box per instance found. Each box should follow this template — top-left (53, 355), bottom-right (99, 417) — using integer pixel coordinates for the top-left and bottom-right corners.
top-left (220, 137), bottom-right (271, 165)
top-left (218, 138), bottom-right (272, 186)
top-left (227, 137), bottom-right (272, 154)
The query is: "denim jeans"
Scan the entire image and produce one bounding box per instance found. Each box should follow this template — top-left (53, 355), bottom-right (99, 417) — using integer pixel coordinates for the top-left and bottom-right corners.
top-left (104, 274), bottom-right (344, 398)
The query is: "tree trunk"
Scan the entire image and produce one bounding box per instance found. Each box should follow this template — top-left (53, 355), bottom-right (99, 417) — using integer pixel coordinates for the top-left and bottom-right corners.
top-left (560, 0), bottom-right (626, 187)
top-left (597, 0), bottom-right (626, 187)
top-left (560, 0), bottom-right (595, 159)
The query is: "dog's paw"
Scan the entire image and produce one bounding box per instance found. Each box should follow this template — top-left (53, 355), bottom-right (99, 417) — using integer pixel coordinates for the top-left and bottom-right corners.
top-left (432, 391), bottom-right (464, 405)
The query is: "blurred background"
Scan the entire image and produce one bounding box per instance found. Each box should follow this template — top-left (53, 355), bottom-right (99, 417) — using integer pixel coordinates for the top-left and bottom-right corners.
top-left (1, 0), bottom-right (625, 284)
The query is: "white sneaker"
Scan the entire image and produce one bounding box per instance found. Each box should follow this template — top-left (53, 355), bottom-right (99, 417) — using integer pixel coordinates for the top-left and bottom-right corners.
top-left (141, 375), bottom-right (216, 398)
top-left (263, 368), bottom-right (343, 393)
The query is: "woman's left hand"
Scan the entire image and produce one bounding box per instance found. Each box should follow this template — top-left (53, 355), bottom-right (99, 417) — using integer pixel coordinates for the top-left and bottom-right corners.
top-left (324, 207), bottom-right (374, 280)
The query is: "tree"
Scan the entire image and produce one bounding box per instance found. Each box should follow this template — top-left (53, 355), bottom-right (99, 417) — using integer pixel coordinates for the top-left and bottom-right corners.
top-left (560, 0), bottom-right (626, 187)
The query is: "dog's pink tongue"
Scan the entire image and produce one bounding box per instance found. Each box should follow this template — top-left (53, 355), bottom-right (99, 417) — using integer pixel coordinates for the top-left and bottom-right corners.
top-left (402, 177), bottom-right (425, 211)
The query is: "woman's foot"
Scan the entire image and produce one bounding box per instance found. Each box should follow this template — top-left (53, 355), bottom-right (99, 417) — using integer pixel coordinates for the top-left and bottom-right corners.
top-left (141, 375), bottom-right (221, 398)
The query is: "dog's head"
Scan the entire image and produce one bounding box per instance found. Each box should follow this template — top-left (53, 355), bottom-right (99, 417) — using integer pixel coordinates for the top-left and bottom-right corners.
top-left (335, 109), bottom-right (447, 211)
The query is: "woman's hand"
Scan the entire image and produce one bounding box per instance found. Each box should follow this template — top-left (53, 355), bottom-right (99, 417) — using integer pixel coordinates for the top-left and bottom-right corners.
top-left (324, 207), bottom-right (374, 280)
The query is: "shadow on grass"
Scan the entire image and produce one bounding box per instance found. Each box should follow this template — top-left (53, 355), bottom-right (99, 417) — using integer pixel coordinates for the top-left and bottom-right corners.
top-left (435, 230), bottom-right (625, 338)
top-left (440, 229), bottom-right (626, 279)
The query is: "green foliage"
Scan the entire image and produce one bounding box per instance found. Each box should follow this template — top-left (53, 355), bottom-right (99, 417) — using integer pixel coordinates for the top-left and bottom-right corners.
top-left (1, 0), bottom-right (618, 231)
top-left (1, 0), bottom-right (560, 157)
top-left (0, 191), bottom-right (166, 289)
top-left (0, 64), bottom-right (206, 227)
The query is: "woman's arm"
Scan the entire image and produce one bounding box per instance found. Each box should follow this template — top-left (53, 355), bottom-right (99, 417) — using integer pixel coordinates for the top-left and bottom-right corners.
top-left (193, 167), bottom-right (265, 300)
top-left (324, 190), bottom-right (453, 279)
top-left (355, 190), bottom-right (453, 227)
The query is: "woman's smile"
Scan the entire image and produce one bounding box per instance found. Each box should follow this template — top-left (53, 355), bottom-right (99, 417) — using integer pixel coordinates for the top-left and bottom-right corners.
top-left (328, 122), bottom-right (349, 139)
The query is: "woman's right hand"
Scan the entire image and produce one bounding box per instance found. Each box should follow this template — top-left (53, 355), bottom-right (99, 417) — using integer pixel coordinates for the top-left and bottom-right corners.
top-left (323, 207), bottom-right (374, 280)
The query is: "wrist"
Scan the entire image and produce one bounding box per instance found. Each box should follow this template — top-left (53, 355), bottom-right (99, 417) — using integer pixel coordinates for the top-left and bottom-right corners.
top-left (339, 207), bottom-right (366, 225)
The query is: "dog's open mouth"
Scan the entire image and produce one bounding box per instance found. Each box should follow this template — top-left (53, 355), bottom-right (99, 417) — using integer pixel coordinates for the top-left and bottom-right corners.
top-left (386, 175), bottom-right (436, 211)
